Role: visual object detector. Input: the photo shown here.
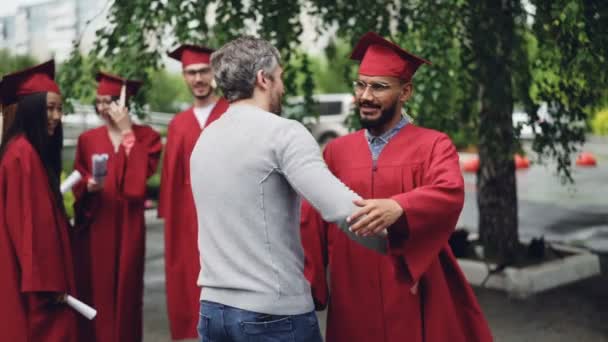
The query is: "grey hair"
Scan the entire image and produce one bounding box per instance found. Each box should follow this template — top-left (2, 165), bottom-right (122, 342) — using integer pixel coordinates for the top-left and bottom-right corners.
top-left (210, 36), bottom-right (281, 102)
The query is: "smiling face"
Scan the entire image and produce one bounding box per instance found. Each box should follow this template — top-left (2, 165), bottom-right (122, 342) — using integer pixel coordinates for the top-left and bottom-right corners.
top-left (183, 63), bottom-right (214, 100)
top-left (46, 92), bottom-right (63, 136)
top-left (354, 74), bottom-right (412, 132)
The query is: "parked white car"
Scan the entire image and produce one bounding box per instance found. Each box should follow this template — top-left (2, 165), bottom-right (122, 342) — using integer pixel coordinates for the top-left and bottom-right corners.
top-left (285, 93), bottom-right (355, 146)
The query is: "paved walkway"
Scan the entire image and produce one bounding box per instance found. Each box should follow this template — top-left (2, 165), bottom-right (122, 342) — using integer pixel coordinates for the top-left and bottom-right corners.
top-left (142, 212), bottom-right (608, 341)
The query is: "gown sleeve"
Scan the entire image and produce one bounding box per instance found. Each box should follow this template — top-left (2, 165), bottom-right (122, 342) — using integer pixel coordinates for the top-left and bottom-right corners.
top-left (157, 121), bottom-right (180, 218)
top-left (73, 134), bottom-right (99, 228)
top-left (300, 199), bottom-right (331, 310)
top-left (4, 151), bottom-right (69, 294)
top-left (114, 127), bottom-right (162, 201)
top-left (388, 134), bottom-right (465, 285)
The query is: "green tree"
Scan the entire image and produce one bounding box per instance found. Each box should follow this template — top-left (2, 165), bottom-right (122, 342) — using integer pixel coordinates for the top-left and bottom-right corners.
top-left (309, 40), bottom-right (357, 94)
top-left (0, 50), bottom-right (38, 75)
top-left (146, 69), bottom-right (192, 113)
top-left (56, 49), bottom-right (97, 114)
top-left (59, 0), bottom-right (608, 265)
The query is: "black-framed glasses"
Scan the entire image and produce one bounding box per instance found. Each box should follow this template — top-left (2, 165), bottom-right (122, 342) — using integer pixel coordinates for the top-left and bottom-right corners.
top-left (184, 67), bottom-right (212, 77)
top-left (352, 80), bottom-right (392, 96)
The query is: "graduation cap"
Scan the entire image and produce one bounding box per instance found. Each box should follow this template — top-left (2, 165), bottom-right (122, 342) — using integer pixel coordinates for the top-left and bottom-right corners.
top-left (0, 60), bottom-right (60, 105)
top-left (168, 44), bottom-right (215, 68)
top-left (350, 32), bottom-right (431, 81)
top-left (96, 71), bottom-right (142, 99)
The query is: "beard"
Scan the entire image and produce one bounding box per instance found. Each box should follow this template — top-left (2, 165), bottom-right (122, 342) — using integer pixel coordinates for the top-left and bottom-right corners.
top-left (269, 88), bottom-right (283, 115)
top-left (356, 99), bottom-right (399, 130)
top-left (191, 82), bottom-right (213, 100)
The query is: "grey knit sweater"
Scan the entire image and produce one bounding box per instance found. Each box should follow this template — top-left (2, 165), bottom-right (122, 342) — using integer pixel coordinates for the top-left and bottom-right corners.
top-left (190, 103), bottom-right (385, 315)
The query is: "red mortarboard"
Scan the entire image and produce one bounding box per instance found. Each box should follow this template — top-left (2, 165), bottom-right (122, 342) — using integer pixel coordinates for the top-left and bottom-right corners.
top-left (350, 32), bottom-right (431, 81)
top-left (1, 60), bottom-right (60, 105)
top-left (96, 71), bottom-right (142, 98)
top-left (168, 44), bottom-right (214, 68)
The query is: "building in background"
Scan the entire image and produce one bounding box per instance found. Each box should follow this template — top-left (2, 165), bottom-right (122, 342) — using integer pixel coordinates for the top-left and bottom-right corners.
top-left (0, 15), bottom-right (17, 51)
top-left (0, 0), bottom-right (107, 62)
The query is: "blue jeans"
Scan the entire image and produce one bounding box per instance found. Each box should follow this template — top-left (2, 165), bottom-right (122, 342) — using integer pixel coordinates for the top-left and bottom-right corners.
top-left (198, 300), bottom-right (323, 342)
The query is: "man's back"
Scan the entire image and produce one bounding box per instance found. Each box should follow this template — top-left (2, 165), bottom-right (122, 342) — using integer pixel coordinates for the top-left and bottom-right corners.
top-left (191, 103), bottom-right (363, 315)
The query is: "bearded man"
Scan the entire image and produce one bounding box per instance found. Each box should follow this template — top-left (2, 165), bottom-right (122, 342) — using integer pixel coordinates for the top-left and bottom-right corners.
top-left (300, 32), bottom-right (493, 342)
top-left (159, 44), bottom-right (229, 341)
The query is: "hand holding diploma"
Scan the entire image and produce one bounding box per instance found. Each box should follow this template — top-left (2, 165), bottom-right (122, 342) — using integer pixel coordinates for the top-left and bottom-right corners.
top-left (60, 170), bottom-right (82, 194)
top-left (92, 153), bottom-right (108, 186)
top-left (60, 294), bottom-right (97, 320)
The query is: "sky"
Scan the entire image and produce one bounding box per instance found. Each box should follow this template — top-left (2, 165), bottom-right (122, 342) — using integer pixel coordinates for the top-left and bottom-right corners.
top-left (0, 0), bottom-right (47, 17)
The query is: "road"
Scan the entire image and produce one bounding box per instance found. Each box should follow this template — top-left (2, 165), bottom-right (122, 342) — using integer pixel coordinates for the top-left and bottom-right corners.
top-left (458, 137), bottom-right (608, 252)
top-left (139, 137), bottom-right (608, 341)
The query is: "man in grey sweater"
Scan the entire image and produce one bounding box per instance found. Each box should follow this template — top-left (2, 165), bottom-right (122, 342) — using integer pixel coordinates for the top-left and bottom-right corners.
top-left (190, 36), bottom-right (400, 342)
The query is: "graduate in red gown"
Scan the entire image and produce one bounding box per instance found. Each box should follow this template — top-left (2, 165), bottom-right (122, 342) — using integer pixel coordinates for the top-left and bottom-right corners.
top-left (0, 60), bottom-right (78, 342)
top-left (71, 72), bottom-right (161, 342)
top-left (301, 32), bottom-right (493, 342)
top-left (160, 44), bottom-right (229, 340)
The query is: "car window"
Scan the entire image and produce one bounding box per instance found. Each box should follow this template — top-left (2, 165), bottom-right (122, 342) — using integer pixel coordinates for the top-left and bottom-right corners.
top-left (284, 100), bottom-right (344, 119)
top-left (318, 101), bottom-right (343, 116)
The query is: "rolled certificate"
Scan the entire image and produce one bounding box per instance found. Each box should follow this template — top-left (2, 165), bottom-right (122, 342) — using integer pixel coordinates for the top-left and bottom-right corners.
top-left (60, 170), bottom-right (82, 194)
top-left (64, 294), bottom-right (97, 320)
top-left (92, 153), bottom-right (109, 185)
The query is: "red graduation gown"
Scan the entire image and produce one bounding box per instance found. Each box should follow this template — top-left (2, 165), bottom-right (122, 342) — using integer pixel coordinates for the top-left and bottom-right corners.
top-left (72, 124), bottom-right (161, 342)
top-left (301, 125), bottom-right (493, 342)
top-left (0, 135), bottom-right (78, 342)
top-left (158, 98), bottom-right (229, 340)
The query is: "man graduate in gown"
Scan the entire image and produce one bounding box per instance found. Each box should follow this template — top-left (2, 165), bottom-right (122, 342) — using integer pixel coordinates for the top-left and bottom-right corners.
top-left (159, 44), bottom-right (229, 340)
top-left (0, 60), bottom-right (78, 342)
top-left (301, 32), bottom-right (493, 342)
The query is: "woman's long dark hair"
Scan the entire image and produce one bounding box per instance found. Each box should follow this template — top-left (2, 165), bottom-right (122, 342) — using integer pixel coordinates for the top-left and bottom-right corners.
top-left (0, 92), bottom-right (65, 215)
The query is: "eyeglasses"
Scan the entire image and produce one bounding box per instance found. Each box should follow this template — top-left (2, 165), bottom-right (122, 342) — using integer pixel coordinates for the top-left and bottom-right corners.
top-left (184, 67), bottom-right (212, 77)
top-left (352, 80), bottom-right (392, 96)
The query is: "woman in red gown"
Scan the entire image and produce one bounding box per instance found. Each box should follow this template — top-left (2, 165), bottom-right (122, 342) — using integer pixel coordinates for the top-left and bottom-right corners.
top-left (71, 72), bottom-right (161, 342)
top-left (0, 60), bottom-right (78, 342)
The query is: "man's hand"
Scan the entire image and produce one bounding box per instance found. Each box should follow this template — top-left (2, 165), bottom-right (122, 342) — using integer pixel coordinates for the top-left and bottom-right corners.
top-left (347, 199), bottom-right (403, 237)
top-left (108, 102), bottom-right (132, 133)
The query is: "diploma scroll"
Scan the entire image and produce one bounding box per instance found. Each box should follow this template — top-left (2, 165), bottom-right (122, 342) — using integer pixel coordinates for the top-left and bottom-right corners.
top-left (92, 154), bottom-right (109, 185)
top-left (64, 294), bottom-right (97, 320)
top-left (60, 170), bottom-right (82, 194)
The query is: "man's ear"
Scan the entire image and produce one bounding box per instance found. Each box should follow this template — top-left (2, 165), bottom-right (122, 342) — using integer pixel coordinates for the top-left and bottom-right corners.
top-left (256, 70), bottom-right (269, 91)
top-left (399, 82), bottom-right (413, 103)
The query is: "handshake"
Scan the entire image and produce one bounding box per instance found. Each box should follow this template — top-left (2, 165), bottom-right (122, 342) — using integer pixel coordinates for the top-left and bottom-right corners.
top-left (347, 198), bottom-right (403, 237)
top-left (334, 198), bottom-right (404, 255)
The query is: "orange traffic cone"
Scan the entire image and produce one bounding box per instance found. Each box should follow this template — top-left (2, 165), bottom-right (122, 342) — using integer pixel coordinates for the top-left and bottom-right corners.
top-left (576, 152), bottom-right (597, 167)
top-left (514, 154), bottom-right (530, 169)
top-left (462, 157), bottom-right (480, 173)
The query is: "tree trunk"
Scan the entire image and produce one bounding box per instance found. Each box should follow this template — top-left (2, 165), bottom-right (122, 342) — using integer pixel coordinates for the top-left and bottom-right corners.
top-left (469, 0), bottom-right (519, 263)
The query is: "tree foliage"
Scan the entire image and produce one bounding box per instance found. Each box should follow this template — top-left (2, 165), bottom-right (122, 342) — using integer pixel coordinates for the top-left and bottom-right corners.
top-left (58, 0), bottom-right (607, 263)
top-left (528, 0), bottom-right (607, 181)
top-left (0, 50), bottom-right (39, 76)
top-left (146, 69), bottom-right (192, 113)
